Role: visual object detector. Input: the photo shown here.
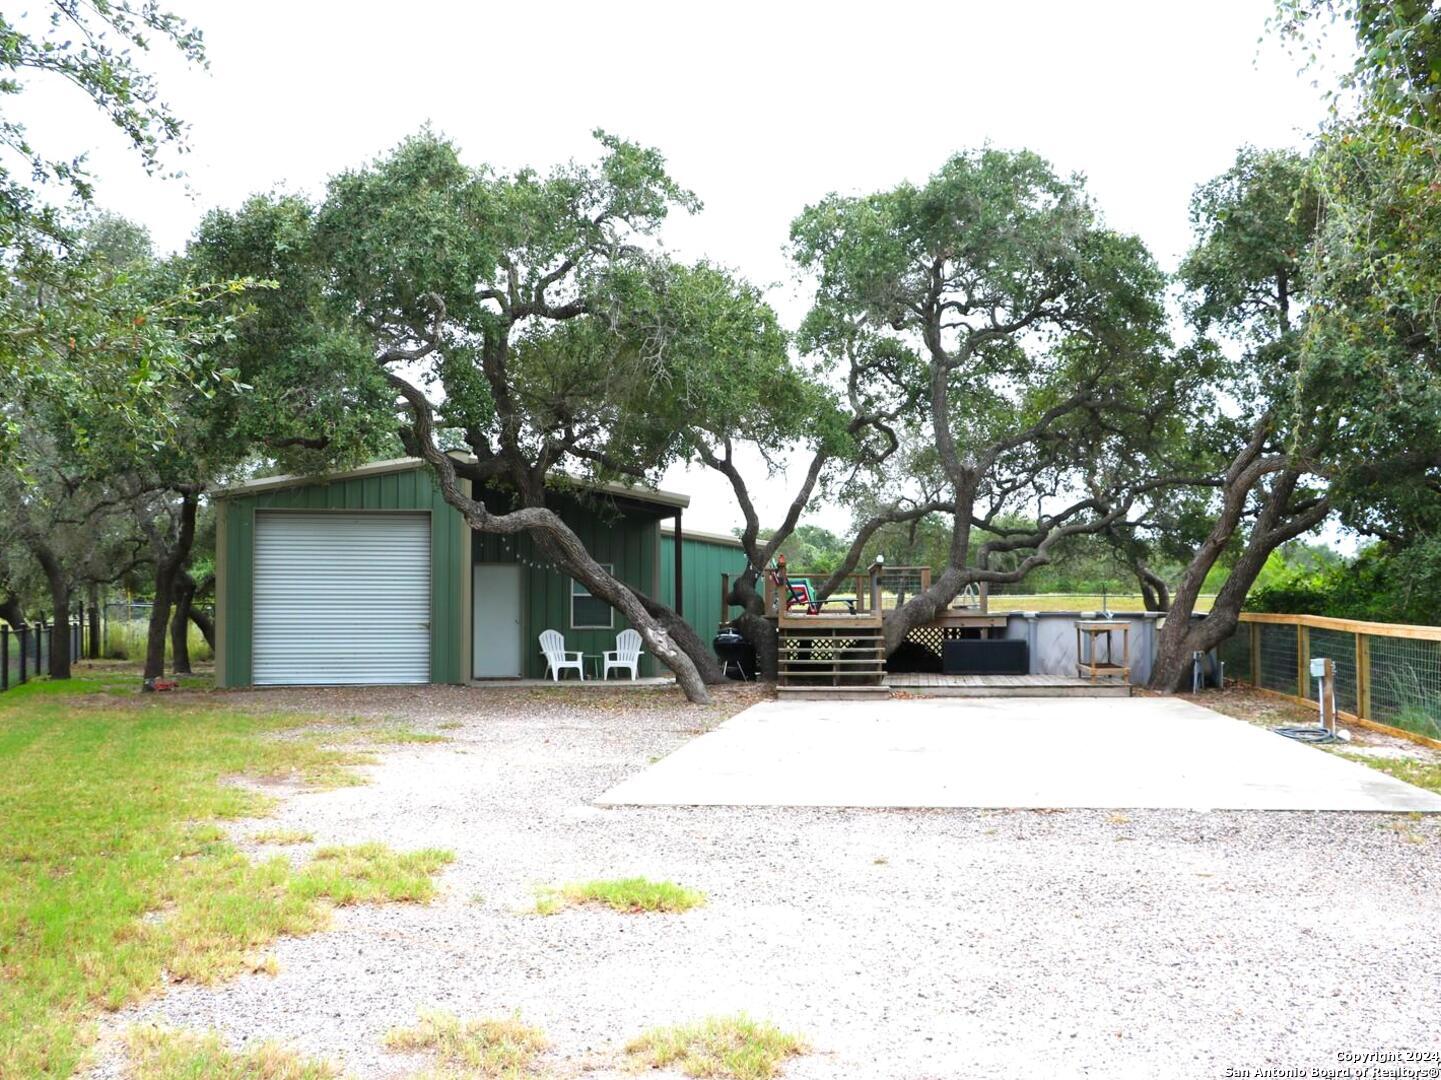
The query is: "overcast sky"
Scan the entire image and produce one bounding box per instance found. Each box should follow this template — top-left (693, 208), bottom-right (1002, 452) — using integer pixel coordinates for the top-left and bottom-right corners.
top-left (32, 0), bottom-right (1340, 534)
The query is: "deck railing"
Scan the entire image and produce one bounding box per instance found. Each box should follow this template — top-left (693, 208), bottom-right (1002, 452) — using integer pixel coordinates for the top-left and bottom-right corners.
top-left (754, 565), bottom-right (933, 617)
top-left (1220, 612), bottom-right (1441, 744)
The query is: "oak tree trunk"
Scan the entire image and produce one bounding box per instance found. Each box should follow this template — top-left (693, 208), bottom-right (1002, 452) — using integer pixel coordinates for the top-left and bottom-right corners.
top-left (143, 573), bottom-right (175, 683)
top-left (170, 572), bottom-right (195, 675)
top-left (724, 570), bottom-right (778, 678)
top-left (1150, 471), bottom-right (1328, 691)
top-left (31, 542), bottom-right (71, 680)
top-left (1, 593), bottom-right (26, 631)
top-left (190, 605), bottom-right (215, 650)
top-left (144, 492), bottom-right (200, 685)
top-left (391, 370), bottom-right (712, 703)
top-left (635, 592), bottom-right (727, 684)
top-left (86, 583), bottom-right (101, 660)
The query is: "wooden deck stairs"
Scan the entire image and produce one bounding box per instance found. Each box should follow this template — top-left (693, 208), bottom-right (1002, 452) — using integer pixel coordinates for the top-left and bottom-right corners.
top-left (776, 610), bottom-right (889, 699)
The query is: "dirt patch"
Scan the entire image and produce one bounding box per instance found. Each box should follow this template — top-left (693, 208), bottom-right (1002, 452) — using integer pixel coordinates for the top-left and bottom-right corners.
top-left (217, 680), bottom-right (773, 729)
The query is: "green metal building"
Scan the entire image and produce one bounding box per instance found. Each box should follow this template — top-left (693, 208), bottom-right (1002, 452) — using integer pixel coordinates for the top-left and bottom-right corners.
top-left (214, 457), bottom-right (742, 687)
top-left (660, 524), bottom-right (748, 641)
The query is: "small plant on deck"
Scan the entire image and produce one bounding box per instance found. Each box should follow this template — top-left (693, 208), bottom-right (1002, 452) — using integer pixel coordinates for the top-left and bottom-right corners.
top-left (533, 876), bottom-right (705, 915)
top-left (385, 1009), bottom-right (547, 1078)
top-left (625, 1014), bottom-right (807, 1080)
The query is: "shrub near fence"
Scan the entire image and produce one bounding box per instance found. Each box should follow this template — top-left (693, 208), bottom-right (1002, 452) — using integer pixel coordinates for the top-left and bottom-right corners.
top-left (1220, 612), bottom-right (1441, 743)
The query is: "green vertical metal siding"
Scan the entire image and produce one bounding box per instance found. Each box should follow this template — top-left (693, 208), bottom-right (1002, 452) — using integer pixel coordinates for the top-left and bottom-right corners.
top-left (472, 497), bottom-right (662, 677)
top-left (661, 533), bottom-right (748, 641)
top-left (217, 466), bottom-right (467, 687)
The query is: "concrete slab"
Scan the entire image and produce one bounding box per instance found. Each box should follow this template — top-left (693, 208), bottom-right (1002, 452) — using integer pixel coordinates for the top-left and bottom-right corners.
top-left (598, 696), bottom-right (1441, 812)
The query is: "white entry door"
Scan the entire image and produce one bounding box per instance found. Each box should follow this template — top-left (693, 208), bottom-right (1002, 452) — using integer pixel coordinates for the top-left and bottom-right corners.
top-left (473, 563), bottom-right (523, 678)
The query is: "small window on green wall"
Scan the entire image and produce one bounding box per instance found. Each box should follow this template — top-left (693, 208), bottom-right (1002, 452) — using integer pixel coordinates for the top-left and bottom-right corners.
top-left (571, 565), bottom-right (614, 629)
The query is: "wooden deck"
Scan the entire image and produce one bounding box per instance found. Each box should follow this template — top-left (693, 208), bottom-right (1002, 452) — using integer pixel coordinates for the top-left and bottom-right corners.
top-left (776, 610), bottom-right (883, 629)
top-left (884, 672), bottom-right (1131, 698)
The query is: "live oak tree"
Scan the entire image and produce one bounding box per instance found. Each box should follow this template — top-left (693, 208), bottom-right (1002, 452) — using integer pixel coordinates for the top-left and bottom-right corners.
top-left (1134, 0), bottom-right (1441, 685)
top-left (623, 259), bottom-right (939, 676)
top-left (108, 197), bottom-right (403, 686)
top-left (1, 209), bottom-right (265, 681)
top-left (1144, 132), bottom-right (1441, 687)
top-left (2, 200), bottom-right (378, 687)
top-left (0, 2), bottom-right (229, 464)
top-left (1276, 1), bottom-right (1441, 567)
top-left (592, 259), bottom-right (805, 680)
top-left (1144, 149), bottom-right (1337, 689)
top-left (0, 429), bottom-right (93, 678)
top-left (789, 148), bottom-right (1180, 654)
top-left (0, 412), bottom-right (156, 677)
top-left (304, 131), bottom-right (742, 702)
top-left (0, 4), bottom-right (264, 683)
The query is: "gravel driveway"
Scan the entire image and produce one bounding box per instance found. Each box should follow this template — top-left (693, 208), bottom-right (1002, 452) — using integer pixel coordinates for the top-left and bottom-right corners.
top-left (90, 684), bottom-right (1441, 1079)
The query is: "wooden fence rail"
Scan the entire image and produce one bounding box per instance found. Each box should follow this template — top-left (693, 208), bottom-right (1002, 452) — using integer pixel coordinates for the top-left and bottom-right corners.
top-left (1221, 612), bottom-right (1441, 748)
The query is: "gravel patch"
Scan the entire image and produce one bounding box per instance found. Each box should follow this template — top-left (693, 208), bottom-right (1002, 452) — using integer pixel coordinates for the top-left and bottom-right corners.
top-left (87, 684), bottom-right (1441, 1080)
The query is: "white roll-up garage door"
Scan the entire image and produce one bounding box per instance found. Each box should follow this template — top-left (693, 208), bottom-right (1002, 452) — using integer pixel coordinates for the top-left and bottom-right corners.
top-left (253, 512), bottom-right (431, 685)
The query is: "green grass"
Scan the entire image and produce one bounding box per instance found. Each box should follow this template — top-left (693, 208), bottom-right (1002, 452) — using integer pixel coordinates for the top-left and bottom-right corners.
top-left (384, 1010), bottom-right (547, 1078)
top-left (1, 668), bottom-right (139, 698)
top-left (1385, 704), bottom-right (1441, 741)
top-left (1336, 752), bottom-right (1441, 794)
top-left (101, 621), bottom-right (213, 664)
top-left (361, 725), bottom-right (449, 745)
top-left (624, 1014), bottom-right (807, 1080)
top-left (0, 669), bottom-right (453, 1079)
top-left (1199, 686), bottom-right (1441, 796)
top-left (124, 1026), bottom-right (341, 1079)
top-left (533, 876), bottom-right (705, 915)
top-left (249, 828), bottom-right (314, 846)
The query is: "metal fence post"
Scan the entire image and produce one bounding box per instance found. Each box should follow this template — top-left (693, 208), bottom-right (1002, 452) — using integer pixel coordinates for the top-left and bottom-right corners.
top-left (2, 624), bottom-right (8, 691)
top-left (18, 625), bottom-right (27, 683)
top-left (37, 621), bottom-right (47, 676)
top-left (1249, 622), bottom-right (1260, 687)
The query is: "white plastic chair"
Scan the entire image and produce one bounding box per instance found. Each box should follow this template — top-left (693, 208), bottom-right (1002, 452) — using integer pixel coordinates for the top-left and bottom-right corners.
top-left (603, 628), bottom-right (644, 680)
top-left (539, 629), bottom-right (584, 681)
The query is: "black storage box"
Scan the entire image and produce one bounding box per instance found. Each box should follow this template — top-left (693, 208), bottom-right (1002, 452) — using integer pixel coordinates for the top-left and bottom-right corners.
top-left (941, 639), bottom-right (1029, 675)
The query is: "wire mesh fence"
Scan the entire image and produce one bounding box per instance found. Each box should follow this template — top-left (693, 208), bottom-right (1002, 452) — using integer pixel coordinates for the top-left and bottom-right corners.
top-left (1227, 614), bottom-right (1441, 742)
top-left (100, 601), bottom-right (213, 663)
top-left (1366, 634), bottom-right (1441, 739)
top-left (1, 619), bottom-right (86, 692)
top-left (1, 601), bottom-right (212, 690)
top-left (1217, 628), bottom-right (1251, 683)
top-left (1257, 623), bottom-right (1299, 696)
top-left (1308, 626), bottom-right (1359, 715)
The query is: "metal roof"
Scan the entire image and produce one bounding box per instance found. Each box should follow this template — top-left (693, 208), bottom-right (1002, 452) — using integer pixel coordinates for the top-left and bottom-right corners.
top-left (214, 456), bottom-right (692, 509)
top-left (660, 522), bottom-right (744, 548)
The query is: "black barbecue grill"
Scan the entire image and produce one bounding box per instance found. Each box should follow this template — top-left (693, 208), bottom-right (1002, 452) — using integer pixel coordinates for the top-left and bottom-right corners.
top-left (712, 628), bottom-right (756, 680)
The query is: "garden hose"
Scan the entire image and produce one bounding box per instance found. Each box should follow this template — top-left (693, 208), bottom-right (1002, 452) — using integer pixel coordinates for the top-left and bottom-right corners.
top-left (1273, 724), bottom-right (1340, 744)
